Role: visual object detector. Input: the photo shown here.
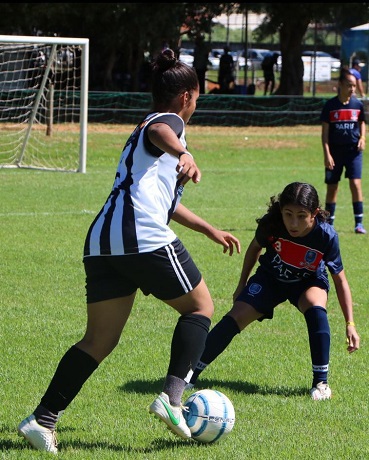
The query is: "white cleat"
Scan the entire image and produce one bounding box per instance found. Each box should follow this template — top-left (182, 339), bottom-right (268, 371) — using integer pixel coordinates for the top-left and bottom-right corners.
top-left (18, 414), bottom-right (58, 454)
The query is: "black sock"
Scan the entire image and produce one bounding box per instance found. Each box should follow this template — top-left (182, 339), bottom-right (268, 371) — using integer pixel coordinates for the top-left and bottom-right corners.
top-left (33, 405), bottom-right (58, 431)
top-left (39, 345), bottom-right (99, 414)
top-left (167, 313), bottom-right (210, 384)
top-left (304, 306), bottom-right (330, 387)
top-left (325, 202), bottom-right (336, 225)
top-left (163, 375), bottom-right (186, 406)
top-left (353, 201), bottom-right (364, 226)
top-left (190, 315), bottom-right (240, 384)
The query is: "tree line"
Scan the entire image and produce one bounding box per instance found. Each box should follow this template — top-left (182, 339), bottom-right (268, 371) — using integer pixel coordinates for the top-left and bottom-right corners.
top-left (0, 3), bottom-right (368, 94)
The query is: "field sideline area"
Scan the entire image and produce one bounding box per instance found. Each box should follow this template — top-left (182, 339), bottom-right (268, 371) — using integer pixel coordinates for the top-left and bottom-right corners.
top-left (1, 124), bottom-right (368, 459)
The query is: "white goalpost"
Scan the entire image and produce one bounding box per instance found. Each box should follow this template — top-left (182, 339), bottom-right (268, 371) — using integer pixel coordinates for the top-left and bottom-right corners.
top-left (0, 35), bottom-right (89, 173)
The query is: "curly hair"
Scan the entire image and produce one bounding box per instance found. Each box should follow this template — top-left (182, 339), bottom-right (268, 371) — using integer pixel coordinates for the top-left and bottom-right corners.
top-left (256, 182), bottom-right (330, 236)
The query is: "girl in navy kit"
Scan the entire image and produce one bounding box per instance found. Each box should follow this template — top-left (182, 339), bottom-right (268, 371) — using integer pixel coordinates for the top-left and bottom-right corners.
top-left (186, 182), bottom-right (360, 399)
top-left (321, 67), bottom-right (366, 233)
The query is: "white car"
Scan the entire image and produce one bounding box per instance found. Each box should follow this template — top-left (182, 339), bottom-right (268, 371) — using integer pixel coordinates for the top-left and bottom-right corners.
top-left (302, 51), bottom-right (341, 72)
top-left (179, 48), bottom-right (194, 66)
top-left (207, 49), bottom-right (223, 70)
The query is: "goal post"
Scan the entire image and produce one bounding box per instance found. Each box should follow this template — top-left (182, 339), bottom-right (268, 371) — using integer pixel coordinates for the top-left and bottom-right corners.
top-left (0, 35), bottom-right (89, 173)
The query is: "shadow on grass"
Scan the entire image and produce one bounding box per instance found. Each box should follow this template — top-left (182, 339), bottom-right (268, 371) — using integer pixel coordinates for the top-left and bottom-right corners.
top-left (119, 377), bottom-right (307, 397)
top-left (2, 436), bottom-right (196, 454)
top-left (2, 423), bottom-right (200, 454)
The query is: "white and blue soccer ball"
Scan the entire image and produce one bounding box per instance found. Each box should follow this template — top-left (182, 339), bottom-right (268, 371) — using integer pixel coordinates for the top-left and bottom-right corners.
top-left (183, 389), bottom-right (235, 443)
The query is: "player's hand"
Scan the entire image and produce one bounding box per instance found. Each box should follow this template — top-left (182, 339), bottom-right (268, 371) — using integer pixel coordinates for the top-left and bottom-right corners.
top-left (177, 152), bottom-right (201, 184)
top-left (206, 229), bottom-right (241, 256)
top-left (346, 324), bottom-right (360, 353)
top-left (358, 137), bottom-right (366, 151)
top-left (324, 154), bottom-right (335, 170)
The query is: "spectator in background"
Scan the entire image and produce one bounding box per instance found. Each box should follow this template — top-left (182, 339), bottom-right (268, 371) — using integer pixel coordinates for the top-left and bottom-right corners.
top-left (193, 34), bottom-right (210, 94)
top-left (261, 52), bottom-right (279, 96)
top-left (349, 59), bottom-right (366, 98)
top-left (218, 46), bottom-right (235, 94)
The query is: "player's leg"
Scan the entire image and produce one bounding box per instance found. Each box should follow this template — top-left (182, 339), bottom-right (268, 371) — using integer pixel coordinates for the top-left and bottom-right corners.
top-left (185, 301), bottom-right (262, 388)
top-left (162, 278), bottom-right (214, 393)
top-left (270, 76), bottom-right (275, 94)
top-left (325, 152), bottom-right (343, 226)
top-left (18, 294), bottom-right (135, 452)
top-left (264, 77), bottom-right (269, 95)
top-left (349, 178), bottom-right (366, 233)
top-left (346, 150), bottom-right (365, 232)
top-left (325, 183), bottom-right (339, 225)
top-left (299, 286), bottom-right (331, 400)
top-left (186, 269), bottom-right (277, 388)
top-left (18, 256), bottom-right (137, 452)
top-left (144, 239), bottom-right (212, 438)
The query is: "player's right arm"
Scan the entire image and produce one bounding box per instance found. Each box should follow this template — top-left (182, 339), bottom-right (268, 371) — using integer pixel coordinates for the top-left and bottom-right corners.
top-left (321, 121), bottom-right (334, 170)
top-left (233, 237), bottom-right (262, 301)
top-left (172, 203), bottom-right (241, 256)
top-left (147, 122), bottom-right (201, 183)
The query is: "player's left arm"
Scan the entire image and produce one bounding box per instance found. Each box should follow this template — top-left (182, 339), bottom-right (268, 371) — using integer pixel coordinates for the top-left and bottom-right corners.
top-left (331, 270), bottom-right (360, 353)
top-left (172, 203), bottom-right (241, 256)
top-left (358, 120), bottom-right (366, 151)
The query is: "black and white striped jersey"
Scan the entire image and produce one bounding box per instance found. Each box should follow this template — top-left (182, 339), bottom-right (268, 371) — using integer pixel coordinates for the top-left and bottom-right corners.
top-left (84, 112), bottom-right (187, 256)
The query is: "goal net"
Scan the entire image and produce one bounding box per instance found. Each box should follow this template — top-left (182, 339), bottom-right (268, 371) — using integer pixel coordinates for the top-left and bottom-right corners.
top-left (0, 35), bottom-right (89, 173)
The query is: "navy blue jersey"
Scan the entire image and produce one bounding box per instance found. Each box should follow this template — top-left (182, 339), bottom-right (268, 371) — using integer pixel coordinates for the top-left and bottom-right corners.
top-left (255, 218), bottom-right (343, 283)
top-left (320, 95), bottom-right (365, 147)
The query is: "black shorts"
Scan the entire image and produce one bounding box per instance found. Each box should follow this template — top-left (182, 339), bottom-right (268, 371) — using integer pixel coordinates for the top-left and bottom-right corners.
top-left (325, 147), bottom-right (363, 184)
top-left (236, 267), bottom-right (329, 321)
top-left (83, 238), bottom-right (202, 303)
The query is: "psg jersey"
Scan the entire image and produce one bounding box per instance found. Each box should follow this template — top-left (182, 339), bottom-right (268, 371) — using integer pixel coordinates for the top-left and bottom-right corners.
top-left (320, 95), bottom-right (365, 146)
top-left (255, 218), bottom-right (343, 282)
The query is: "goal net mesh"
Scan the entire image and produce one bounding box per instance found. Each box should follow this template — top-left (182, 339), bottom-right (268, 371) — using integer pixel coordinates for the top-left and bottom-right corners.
top-left (0, 36), bottom-right (88, 172)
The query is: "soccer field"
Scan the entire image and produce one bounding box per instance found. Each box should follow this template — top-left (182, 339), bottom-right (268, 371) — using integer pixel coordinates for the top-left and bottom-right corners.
top-left (1, 125), bottom-right (368, 459)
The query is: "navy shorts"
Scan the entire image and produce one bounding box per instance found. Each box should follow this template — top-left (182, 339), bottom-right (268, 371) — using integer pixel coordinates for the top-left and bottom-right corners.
top-left (236, 267), bottom-right (329, 321)
top-left (83, 238), bottom-right (202, 303)
top-left (325, 146), bottom-right (363, 184)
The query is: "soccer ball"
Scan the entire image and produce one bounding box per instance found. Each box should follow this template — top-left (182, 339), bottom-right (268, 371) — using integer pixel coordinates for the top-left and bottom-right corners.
top-left (183, 389), bottom-right (235, 443)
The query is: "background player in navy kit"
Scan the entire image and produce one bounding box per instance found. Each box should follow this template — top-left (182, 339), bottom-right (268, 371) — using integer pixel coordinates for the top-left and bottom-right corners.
top-left (17, 48), bottom-right (241, 453)
top-left (321, 68), bottom-right (367, 234)
top-left (186, 182), bottom-right (360, 400)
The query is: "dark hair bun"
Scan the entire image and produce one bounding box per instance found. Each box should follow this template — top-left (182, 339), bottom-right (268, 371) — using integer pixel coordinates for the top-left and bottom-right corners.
top-left (153, 48), bottom-right (177, 72)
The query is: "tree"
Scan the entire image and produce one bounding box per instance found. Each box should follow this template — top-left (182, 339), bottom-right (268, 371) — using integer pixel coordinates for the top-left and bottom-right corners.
top-left (2, 3), bottom-right (369, 93)
top-left (237, 2), bottom-right (369, 95)
top-left (0, 3), bottom-right (224, 91)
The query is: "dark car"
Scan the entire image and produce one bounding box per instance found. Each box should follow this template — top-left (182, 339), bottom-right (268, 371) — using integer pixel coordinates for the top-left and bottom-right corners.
top-left (236, 48), bottom-right (271, 71)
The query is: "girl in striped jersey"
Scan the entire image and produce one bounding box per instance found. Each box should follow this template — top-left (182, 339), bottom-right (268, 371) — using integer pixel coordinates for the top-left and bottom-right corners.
top-left (18, 48), bottom-right (241, 452)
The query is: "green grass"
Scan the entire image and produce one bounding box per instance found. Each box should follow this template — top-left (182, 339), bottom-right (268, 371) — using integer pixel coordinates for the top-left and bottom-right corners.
top-left (1, 125), bottom-right (368, 459)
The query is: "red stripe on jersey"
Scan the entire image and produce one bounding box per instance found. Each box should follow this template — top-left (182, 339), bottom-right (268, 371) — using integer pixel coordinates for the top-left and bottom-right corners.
top-left (329, 109), bottom-right (360, 122)
top-left (272, 238), bottom-right (324, 272)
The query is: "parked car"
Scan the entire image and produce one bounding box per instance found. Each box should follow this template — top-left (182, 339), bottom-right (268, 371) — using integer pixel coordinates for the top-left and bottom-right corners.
top-left (207, 48), bottom-right (223, 70)
top-left (236, 48), bottom-right (271, 71)
top-left (179, 48), bottom-right (194, 66)
top-left (302, 51), bottom-right (341, 72)
top-left (273, 50), bottom-right (282, 71)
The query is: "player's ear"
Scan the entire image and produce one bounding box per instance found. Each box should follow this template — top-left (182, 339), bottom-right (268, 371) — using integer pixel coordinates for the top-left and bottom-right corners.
top-left (181, 91), bottom-right (190, 105)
